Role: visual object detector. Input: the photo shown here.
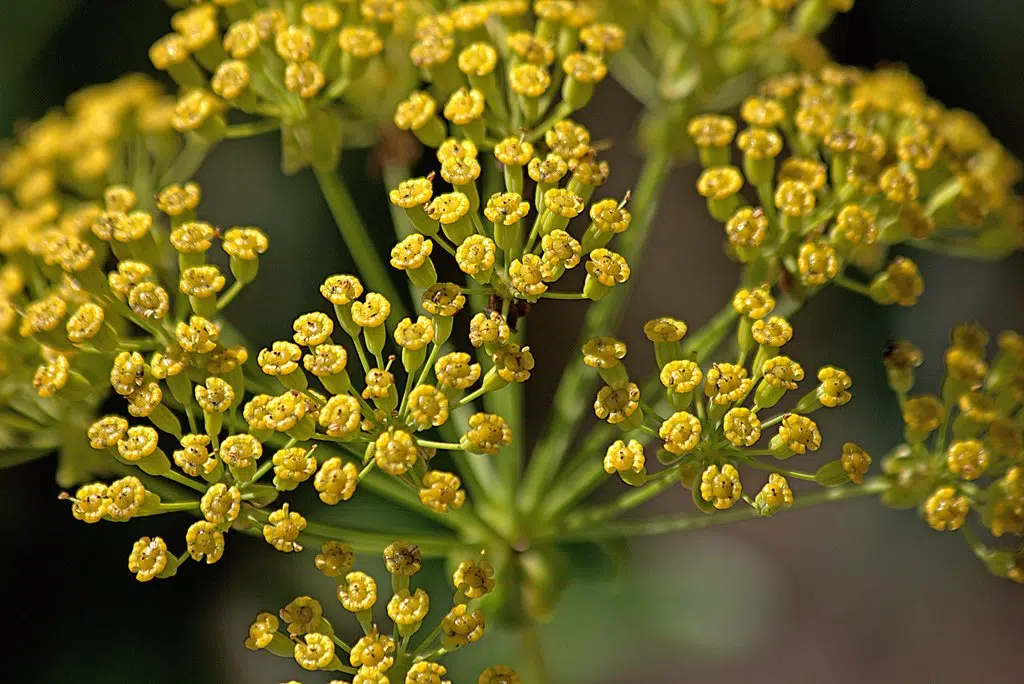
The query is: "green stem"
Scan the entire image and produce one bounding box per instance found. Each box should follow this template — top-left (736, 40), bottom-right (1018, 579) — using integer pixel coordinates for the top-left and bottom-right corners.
top-left (162, 469), bottom-right (207, 493)
top-left (550, 478), bottom-right (890, 542)
top-left (313, 166), bottom-right (406, 313)
top-left (539, 291), bottom-right (587, 300)
top-left (416, 439), bottom-right (463, 450)
top-left (520, 624), bottom-right (551, 684)
top-left (519, 145), bottom-right (674, 518)
top-left (215, 281), bottom-right (246, 311)
top-left (224, 118), bottom-right (281, 139)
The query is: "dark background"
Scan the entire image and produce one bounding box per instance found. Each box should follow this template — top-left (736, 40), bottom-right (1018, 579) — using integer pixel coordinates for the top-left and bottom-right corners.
top-left (2, 1), bottom-right (1022, 682)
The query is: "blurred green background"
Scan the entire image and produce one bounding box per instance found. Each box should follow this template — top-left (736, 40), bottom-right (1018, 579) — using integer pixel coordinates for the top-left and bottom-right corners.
top-left (2, 1), bottom-right (1022, 682)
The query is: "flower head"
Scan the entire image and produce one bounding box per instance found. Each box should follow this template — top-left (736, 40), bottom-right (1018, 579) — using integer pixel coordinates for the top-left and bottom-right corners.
top-left (700, 464), bottom-right (742, 510)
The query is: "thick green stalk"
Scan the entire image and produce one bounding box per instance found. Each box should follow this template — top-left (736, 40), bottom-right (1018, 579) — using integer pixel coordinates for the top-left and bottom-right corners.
top-left (549, 478), bottom-right (889, 543)
top-left (314, 166), bottom-right (406, 313)
top-left (518, 146), bottom-right (674, 516)
top-left (520, 624), bottom-right (552, 684)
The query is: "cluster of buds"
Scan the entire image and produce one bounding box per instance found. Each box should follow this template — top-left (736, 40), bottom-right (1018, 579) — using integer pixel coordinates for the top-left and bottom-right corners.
top-left (588, 283), bottom-right (868, 514)
top-left (690, 65), bottom-right (1023, 308)
top-left (0, 76), bottom-right (181, 481)
top-left (150, 0), bottom-right (425, 172)
top-left (245, 540), bottom-right (514, 682)
top-left (46, 180), bottom-right (279, 574)
top-left (617, 0), bottom-right (858, 157)
top-left (879, 324), bottom-right (1024, 582)
top-left (389, 1), bottom-right (634, 307)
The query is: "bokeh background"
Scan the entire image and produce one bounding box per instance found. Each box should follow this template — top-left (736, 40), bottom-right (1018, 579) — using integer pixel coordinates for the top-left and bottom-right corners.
top-left (2, 1), bottom-right (1022, 682)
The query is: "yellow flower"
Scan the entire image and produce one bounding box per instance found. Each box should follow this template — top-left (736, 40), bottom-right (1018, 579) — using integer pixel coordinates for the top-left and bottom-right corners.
top-left (841, 443), bottom-right (872, 484)
top-left (879, 165), bottom-right (919, 204)
top-left (688, 115), bottom-right (737, 148)
top-left (737, 127), bottom-right (783, 160)
top-left (732, 286), bottom-right (775, 319)
top-left (394, 91), bottom-right (438, 131)
top-left (945, 346), bottom-right (988, 386)
top-left (315, 541), bottom-right (355, 578)
top-left (456, 235), bottom-right (496, 275)
top-left (304, 344), bottom-right (348, 377)
top-left (363, 369), bottom-right (396, 400)
top-left (543, 188), bottom-right (585, 218)
top-left (421, 283), bottom-right (465, 318)
top-left (752, 316), bottom-right (793, 348)
top-left (545, 120), bottom-right (591, 160)
top-left (494, 138), bottom-right (534, 167)
top-left (387, 588), bottom-right (430, 626)
top-left (509, 64), bottom-right (551, 97)
top-left (755, 473), bottom-right (794, 516)
top-left (479, 666), bottom-right (520, 684)
top-left (294, 632), bottom-right (335, 671)
top-left (293, 312), bottom-right (334, 347)
top-left (258, 341), bottom-right (302, 376)
top-left (528, 154), bottom-right (569, 184)
top-left (705, 363), bottom-right (752, 405)
top-left (946, 439), bottom-right (990, 480)
top-left (761, 356), bottom-right (805, 391)
top-left (660, 360), bottom-right (703, 393)
top-left (175, 316), bottom-right (219, 354)
top-left (775, 414), bottom-right (822, 454)
top-left (200, 483), bottom-right (241, 525)
top-left (902, 395), bottom-right (946, 434)
top-left (697, 166), bottom-right (743, 200)
top-left (244, 612), bottom-right (279, 651)
top-left (212, 60), bottom-right (250, 100)
top-left (195, 377), bottom-right (234, 413)
top-left (507, 31), bottom-right (554, 65)
top-left (492, 344), bottom-right (535, 383)
top-left (338, 571), bottom-right (377, 612)
top-left (186, 521), bottom-right (225, 564)
top-left (272, 447), bottom-right (317, 485)
top-left (779, 157), bottom-right (827, 191)
top-left (725, 208), bottom-right (769, 248)
top-left (443, 88), bottom-right (485, 125)
top-left (20, 294), bottom-right (67, 336)
top-left (128, 282), bottom-right (170, 320)
top-left (797, 242), bottom-right (839, 285)
top-left (383, 540), bottom-right (422, 578)
top-left (833, 204), bottom-right (878, 245)
top-left (263, 503), bottom-right (306, 553)
top-left (66, 302), bottom-right (105, 344)
top-left (460, 413), bottom-right (512, 454)
top-left (117, 426), bottom-right (159, 462)
top-left (338, 26), bottom-right (383, 58)
top-left (924, 487), bottom-right (969, 531)
top-left (593, 381), bottom-right (640, 425)
top-left (352, 293), bottom-right (392, 328)
top-left (659, 411), bottom-right (702, 455)
top-left (582, 336), bottom-right (627, 369)
top-left (723, 408), bottom-right (762, 447)
top-left (541, 230), bottom-right (582, 269)
top-left (33, 354), bottom-right (69, 398)
top-left (321, 275), bottom-right (364, 305)
top-left (740, 96), bottom-right (785, 128)
top-left (434, 352), bottom-right (481, 390)
top-left (419, 470), bottom-right (466, 513)
top-left (128, 536), bottom-right (169, 582)
top-left (441, 157), bottom-right (481, 186)
top-left (220, 433), bottom-right (263, 470)
top-left (375, 428), bottom-right (418, 475)
top-left (408, 385), bottom-right (450, 429)
top-left (816, 366), bottom-right (852, 407)
top-left (585, 249), bottom-right (630, 287)
top-left (103, 476), bottom-right (145, 521)
top-left (454, 559), bottom-right (495, 600)
top-left (700, 464), bottom-right (742, 510)
top-left (484, 192), bottom-right (530, 225)
top-left (407, 662), bottom-right (447, 684)
top-left (395, 316), bottom-right (435, 350)
top-left (280, 595), bottom-right (325, 636)
top-left (108, 261), bottom-right (152, 298)
top-left (774, 180), bottom-right (816, 217)
top-left (70, 483), bottom-right (107, 523)
top-left (88, 415), bottom-right (129, 450)
top-left (604, 439), bottom-right (645, 474)
top-left (509, 255), bottom-right (549, 297)
top-left (643, 317), bottom-right (687, 343)
top-left (351, 630), bottom-right (396, 671)
top-left (871, 256), bottom-right (924, 307)
top-left (314, 457), bottom-right (359, 505)
top-left (441, 603), bottom-right (486, 649)
top-left (580, 22), bottom-right (626, 54)
top-left (425, 192), bottom-right (470, 225)
top-left (589, 198), bottom-right (631, 234)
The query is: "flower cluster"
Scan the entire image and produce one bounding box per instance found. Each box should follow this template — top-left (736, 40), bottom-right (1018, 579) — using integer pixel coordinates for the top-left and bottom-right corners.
top-left (879, 324), bottom-right (1024, 582)
top-left (149, 0), bottom-right (424, 173)
top-left (245, 540), bottom-right (514, 683)
top-left (588, 283), bottom-right (868, 514)
top-left (619, 0), bottom-right (858, 158)
top-left (690, 65), bottom-right (1023, 307)
top-left (389, 1), bottom-right (635, 307)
